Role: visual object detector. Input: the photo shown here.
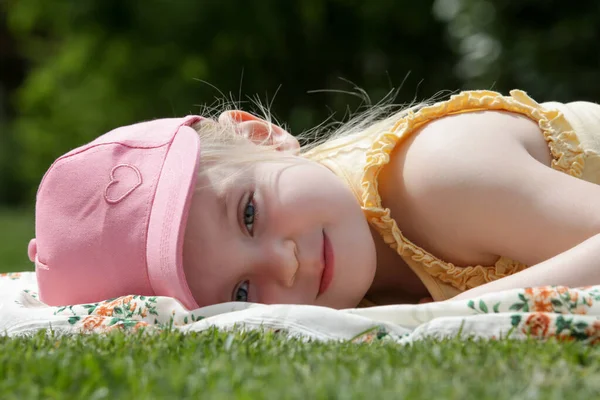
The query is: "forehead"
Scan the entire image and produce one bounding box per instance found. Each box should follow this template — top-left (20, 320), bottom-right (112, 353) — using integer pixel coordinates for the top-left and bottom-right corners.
top-left (199, 159), bottom-right (257, 193)
top-left (200, 159), bottom-right (300, 200)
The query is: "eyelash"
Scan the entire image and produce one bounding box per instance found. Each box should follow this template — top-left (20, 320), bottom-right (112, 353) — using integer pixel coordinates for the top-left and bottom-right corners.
top-left (233, 280), bottom-right (250, 302)
top-left (242, 192), bottom-right (258, 236)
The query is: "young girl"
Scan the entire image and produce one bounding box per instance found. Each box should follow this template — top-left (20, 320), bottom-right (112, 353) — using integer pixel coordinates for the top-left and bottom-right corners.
top-left (28, 90), bottom-right (600, 310)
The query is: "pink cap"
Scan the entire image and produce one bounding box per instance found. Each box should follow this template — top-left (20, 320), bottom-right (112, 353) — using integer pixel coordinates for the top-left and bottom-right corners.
top-left (28, 116), bottom-right (203, 309)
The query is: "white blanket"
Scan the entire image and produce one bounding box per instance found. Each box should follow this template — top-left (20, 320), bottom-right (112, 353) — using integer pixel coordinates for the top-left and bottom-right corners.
top-left (2, 272), bottom-right (599, 344)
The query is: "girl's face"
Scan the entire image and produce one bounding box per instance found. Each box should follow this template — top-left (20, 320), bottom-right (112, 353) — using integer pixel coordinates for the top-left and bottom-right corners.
top-left (182, 155), bottom-right (377, 309)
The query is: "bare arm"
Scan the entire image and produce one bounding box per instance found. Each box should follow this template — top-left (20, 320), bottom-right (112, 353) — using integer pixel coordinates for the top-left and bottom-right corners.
top-left (452, 233), bottom-right (600, 300)
top-left (392, 110), bottom-right (600, 298)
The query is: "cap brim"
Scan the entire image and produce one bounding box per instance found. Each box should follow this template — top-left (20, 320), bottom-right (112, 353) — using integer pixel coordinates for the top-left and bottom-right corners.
top-left (146, 124), bottom-right (201, 309)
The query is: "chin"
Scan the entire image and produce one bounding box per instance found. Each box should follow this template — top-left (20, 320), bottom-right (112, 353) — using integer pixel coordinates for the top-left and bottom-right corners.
top-left (323, 277), bottom-right (374, 309)
top-left (338, 243), bottom-right (377, 308)
top-left (334, 296), bottom-right (365, 310)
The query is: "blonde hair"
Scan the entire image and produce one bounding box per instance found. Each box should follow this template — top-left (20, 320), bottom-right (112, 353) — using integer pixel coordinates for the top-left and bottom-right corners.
top-left (191, 97), bottom-right (429, 191)
top-left (190, 113), bottom-right (299, 191)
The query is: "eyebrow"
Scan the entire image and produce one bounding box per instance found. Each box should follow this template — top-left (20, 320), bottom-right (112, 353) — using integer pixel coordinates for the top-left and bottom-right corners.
top-left (217, 188), bottom-right (231, 232)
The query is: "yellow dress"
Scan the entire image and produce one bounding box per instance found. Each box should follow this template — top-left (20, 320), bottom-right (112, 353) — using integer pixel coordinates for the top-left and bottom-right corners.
top-left (306, 90), bottom-right (600, 302)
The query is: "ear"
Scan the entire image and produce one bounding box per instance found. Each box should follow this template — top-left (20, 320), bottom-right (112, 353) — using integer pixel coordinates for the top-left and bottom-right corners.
top-left (218, 110), bottom-right (300, 152)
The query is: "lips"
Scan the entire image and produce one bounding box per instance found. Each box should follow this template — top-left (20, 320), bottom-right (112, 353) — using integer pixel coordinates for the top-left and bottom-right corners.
top-left (318, 231), bottom-right (334, 295)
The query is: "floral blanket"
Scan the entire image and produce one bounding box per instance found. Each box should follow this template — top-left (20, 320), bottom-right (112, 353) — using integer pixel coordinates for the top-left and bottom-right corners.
top-left (1, 272), bottom-right (599, 344)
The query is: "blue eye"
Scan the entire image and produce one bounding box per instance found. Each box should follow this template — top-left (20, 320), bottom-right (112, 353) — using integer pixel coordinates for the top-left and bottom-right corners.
top-left (234, 281), bottom-right (250, 302)
top-left (243, 193), bottom-right (256, 235)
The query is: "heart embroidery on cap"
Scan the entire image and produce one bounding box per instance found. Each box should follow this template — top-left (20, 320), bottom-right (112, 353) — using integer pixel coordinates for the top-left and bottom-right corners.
top-left (104, 164), bottom-right (143, 204)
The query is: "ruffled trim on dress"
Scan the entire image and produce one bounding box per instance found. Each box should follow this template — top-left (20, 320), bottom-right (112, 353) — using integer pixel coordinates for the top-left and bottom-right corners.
top-left (360, 90), bottom-right (585, 292)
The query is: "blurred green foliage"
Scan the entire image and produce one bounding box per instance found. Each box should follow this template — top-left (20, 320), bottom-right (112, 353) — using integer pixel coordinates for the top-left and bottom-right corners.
top-left (0, 0), bottom-right (599, 206)
top-left (0, 208), bottom-right (34, 272)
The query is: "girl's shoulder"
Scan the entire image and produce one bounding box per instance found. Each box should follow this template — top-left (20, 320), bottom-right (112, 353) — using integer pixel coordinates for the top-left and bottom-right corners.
top-left (371, 89), bottom-right (589, 264)
top-left (362, 90), bottom-right (600, 300)
top-left (376, 106), bottom-right (551, 266)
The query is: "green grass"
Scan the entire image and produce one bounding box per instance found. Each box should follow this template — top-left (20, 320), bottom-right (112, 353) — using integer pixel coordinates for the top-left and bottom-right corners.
top-left (0, 329), bottom-right (599, 399)
top-left (0, 207), bottom-right (35, 273)
top-left (1, 209), bottom-right (599, 399)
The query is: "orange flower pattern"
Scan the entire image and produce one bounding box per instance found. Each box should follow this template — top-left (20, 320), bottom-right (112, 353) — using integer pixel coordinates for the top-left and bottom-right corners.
top-left (53, 294), bottom-right (204, 333)
top-left (0, 272), bottom-right (22, 280)
top-left (48, 284), bottom-right (600, 342)
top-left (2, 272), bottom-right (598, 343)
top-left (365, 285), bottom-right (600, 344)
top-left (523, 313), bottom-right (551, 337)
top-left (465, 286), bottom-right (600, 345)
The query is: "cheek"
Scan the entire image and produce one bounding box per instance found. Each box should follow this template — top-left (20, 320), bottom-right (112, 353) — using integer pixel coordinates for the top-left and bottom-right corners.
top-left (184, 224), bottom-right (245, 303)
top-left (254, 282), bottom-right (290, 304)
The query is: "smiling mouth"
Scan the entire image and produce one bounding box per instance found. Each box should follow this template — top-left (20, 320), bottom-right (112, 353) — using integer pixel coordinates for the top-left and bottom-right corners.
top-left (318, 230), bottom-right (334, 295)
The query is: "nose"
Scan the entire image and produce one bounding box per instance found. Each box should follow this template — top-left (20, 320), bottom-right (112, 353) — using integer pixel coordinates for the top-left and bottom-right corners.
top-left (258, 239), bottom-right (299, 287)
